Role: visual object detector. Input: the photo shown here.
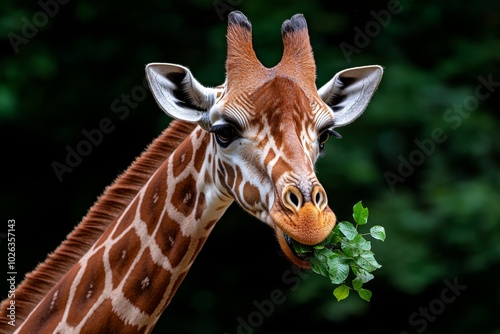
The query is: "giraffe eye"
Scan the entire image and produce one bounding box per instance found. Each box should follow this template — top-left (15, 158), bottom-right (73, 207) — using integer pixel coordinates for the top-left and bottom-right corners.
top-left (318, 129), bottom-right (342, 151)
top-left (210, 124), bottom-right (240, 148)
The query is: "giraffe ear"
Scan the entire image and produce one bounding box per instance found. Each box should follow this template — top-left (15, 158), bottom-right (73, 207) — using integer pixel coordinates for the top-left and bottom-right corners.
top-left (318, 65), bottom-right (383, 127)
top-left (145, 63), bottom-right (216, 129)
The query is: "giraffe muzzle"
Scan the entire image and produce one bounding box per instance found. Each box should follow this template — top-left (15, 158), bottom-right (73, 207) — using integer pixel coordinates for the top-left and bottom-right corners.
top-left (271, 184), bottom-right (336, 268)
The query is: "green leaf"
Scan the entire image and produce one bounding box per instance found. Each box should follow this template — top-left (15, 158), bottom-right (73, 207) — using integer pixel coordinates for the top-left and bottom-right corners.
top-left (338, 221), bottom-right (358, 241)
top-left (310, 256), bottom-right (330, 278)
top-left (352, 277), bottom-right (363, 291)
top-left (324, 230), bottom-right (342, 245)
top-left (353, 201), bottom-right (369, 225)
top-left (357, 288), bottom-right (372, 301)
top-left (351, 234), bottom-right (371, 251)
top-left (355, 252), bottom-right (382, 272)
top-left (363, 252), bottom-right (382, 270)
top-left (313, 247), bottom-right (328, 262)
top-left (327, 253), bottom-right (350, 284)
top-left (325, 231), bottom-right (342, 246)
top-left (351, 265), bottom-right (375, 283)
top-left (317, 246), bottom-right (336, 259)
top-left (370, 225), bottom-right (386, 241)
top-left (310, 249), bottom-right (331, 277)
top-left (341, 239), bottom-right (361, 257)
top-left (333, 284), bottom-right (350, 301)
top-left (293, 240), bottom-right (311, 255)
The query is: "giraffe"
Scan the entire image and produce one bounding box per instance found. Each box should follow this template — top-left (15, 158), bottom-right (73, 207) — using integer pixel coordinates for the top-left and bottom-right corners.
top-left (0, 11), bottom-right (383, 333)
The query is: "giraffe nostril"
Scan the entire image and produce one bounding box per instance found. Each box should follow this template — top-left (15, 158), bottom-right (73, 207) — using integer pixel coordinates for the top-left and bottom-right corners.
top-left (289, 192), bottom-right (300, 208)
top-left (312, 185), bottom-right (327, 211)
top-left (283, 186), bottom-right (303, 212)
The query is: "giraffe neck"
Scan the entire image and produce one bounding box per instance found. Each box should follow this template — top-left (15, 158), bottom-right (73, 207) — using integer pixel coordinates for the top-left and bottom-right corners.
top-left (15, 127), bottom-right (232, 334)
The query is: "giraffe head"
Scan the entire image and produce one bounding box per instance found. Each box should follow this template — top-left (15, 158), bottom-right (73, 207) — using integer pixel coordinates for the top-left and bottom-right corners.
top-left (146, 11), bottom-right (383, 267)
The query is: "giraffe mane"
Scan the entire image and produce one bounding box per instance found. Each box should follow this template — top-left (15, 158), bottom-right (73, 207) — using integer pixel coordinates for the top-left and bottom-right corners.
top-left (0, 119), bottom-right (197, 333)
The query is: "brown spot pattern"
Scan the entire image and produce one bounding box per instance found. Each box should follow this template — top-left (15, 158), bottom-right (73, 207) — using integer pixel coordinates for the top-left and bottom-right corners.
top-left (222, 161), bottom-right (235, 189)
top-left (140, 164), bottom-right (168, 235)
top-left (243, 182), bottom-right (260, 207)
top-left (272, 157), bottom-right (293, 182)
top-left (108, 229), bottom-right (141, 288)
top-left (19, 264), bottom-right (79, 333)
top-left (171, 174), bottom-right (197, 217)
top-left (195, 192), bottom-right (206, 221)
top-left (122, 248), bottom-right (172, 315)
top-left (112, 199), bottom-right (139, 239)
top-left (264, 149), bottom-right (276, 166)
top-left (193, 136), bottom-right (208, 173)
top-left (172, 137), bottom-right (193, 178)
top-left (79, 299), bottom-right (143, 334)
top-left (154, 213), bottom-right (191, 268)
top-left (67, 248), bottom-right (106, 327)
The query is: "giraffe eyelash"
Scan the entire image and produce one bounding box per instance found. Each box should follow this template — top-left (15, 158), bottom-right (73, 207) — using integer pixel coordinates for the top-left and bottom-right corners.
top-left (210, 124), bottom-right (241, 148)
top-left (317, 129), bottom-right (342, 157)
top-left (330, 129), bottom-right (342, 139)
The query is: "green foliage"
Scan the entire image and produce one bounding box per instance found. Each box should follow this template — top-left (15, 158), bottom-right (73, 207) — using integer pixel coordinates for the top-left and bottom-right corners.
top-left (294, 202), bottom-right (385, 302)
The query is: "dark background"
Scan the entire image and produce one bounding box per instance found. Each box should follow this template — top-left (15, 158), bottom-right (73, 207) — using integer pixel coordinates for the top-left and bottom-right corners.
top-left (1, 0), bottom-right (499, 333)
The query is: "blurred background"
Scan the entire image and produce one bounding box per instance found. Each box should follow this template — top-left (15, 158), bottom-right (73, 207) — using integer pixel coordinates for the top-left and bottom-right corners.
top-left (1, 0), bottom-right (499, 333)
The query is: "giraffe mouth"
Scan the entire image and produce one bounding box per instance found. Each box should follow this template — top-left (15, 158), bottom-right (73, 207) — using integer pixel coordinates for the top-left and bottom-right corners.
top-left (275, 230), bottom-right (312, 268)
top-left (271, 204), bottom-right (336, 268)
top-left (283, 233), bottom-right (312, 260)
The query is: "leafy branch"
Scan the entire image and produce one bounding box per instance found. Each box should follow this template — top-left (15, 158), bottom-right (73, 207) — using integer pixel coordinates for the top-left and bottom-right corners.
top-left (293, 201), bottom-right (386, 302)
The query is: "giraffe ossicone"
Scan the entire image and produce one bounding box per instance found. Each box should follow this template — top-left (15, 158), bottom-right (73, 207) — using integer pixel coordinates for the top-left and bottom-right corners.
top-left (1, 11), bottom-right (382, 333)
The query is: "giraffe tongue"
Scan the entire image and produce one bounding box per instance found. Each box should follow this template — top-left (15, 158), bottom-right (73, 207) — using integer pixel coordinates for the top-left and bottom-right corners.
top-left (283, 233), bottom-right (311, 261)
